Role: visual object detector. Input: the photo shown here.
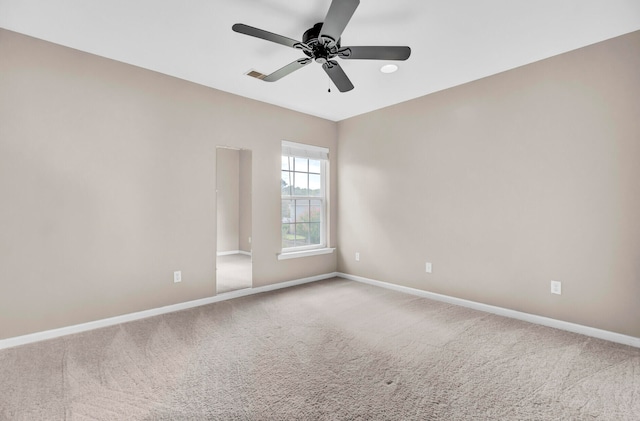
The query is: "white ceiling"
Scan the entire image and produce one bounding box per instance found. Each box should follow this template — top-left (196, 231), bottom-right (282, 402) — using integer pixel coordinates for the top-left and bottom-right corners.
top-left (1, 0), bottom-right (639, 121)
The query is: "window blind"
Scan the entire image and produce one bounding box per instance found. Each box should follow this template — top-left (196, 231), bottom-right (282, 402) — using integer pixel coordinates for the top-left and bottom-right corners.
top-left (282, 141), bottom-right (329, 161)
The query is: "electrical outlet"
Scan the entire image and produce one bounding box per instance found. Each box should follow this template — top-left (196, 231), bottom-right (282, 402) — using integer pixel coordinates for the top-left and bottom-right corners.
top-left (174, 271), bottom-right (182, 283)
top-left (551, 280), bottom-right (561, 295)
top-left (355, 252), bottom-right (360, 262)
top-left (425, 262), bottom-right (432, 273)
top-left (248, 236), bottom-right (252, 244)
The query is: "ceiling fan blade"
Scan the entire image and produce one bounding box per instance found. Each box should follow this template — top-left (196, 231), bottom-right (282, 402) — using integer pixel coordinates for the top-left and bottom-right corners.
top-left (263, 58), bottom-right (312, 82)
top-left (339, 46), bottom-right (411, 61)
top-left (232, 23), bottom-right (301, 49)
top-left (322, 61), bottom-right (354, 92)
top-left (320, 0), bottom-right (360, 43)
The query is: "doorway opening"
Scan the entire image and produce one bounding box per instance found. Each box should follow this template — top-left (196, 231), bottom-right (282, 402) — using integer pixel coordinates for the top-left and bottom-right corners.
top-left (216, 147), bottom-right (252, 294)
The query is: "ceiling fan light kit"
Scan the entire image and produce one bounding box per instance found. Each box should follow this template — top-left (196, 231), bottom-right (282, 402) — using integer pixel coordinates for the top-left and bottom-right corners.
top-left (232, 0), bottom-right (411, 92)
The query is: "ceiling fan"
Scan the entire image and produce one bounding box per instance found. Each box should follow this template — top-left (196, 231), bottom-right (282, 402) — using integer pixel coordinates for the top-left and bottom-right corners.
top-left (232, 0), bottom-right (411, 92)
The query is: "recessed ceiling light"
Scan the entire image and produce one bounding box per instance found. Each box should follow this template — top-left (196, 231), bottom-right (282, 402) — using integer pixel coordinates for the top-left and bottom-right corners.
top-left (380, 64), bottom-right (398, 74)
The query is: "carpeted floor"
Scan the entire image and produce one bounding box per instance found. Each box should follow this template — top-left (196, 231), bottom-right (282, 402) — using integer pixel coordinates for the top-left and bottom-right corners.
top-left (1, 277), bottom-right (639, 420)
top-left (217, 253), bottom-right (252, 294)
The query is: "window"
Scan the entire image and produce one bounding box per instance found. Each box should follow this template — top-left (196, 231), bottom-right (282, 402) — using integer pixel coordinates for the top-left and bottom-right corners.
top-left (281, 141), bottom-right (328, 253)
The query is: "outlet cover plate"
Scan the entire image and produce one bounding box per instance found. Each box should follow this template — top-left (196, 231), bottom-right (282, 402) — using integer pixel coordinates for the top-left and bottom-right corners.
top-left (174, 271), bottom-right (182, 283)
top-left (551, 280), bottom-right (561, 295)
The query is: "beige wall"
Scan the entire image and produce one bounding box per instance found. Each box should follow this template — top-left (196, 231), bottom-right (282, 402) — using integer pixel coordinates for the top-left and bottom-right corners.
top-left (239, 149), bottom-right (252, 253)
top-left (216, 147), bottom-right (252, 253)
top-left (337, 31), bottom-right (640, 337)
top-left (216, 147), bottom-right (240, 252)
top-left (0, 29), bottom-right (337, 340)
top-left (2, 27), bottom-right (638, 341)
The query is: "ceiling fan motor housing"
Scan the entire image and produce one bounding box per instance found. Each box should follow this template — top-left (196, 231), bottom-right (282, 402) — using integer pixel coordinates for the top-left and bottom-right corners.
top-left (302, 22), bottom-right (341, 63)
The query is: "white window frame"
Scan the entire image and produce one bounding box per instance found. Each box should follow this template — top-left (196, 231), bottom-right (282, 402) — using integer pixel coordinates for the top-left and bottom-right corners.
top-left (279, 141), bottom-right (334, 259)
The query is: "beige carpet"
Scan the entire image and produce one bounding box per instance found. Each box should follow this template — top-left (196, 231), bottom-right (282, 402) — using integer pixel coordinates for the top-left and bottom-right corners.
top-left (216, 253), bottom-right (252, 294)
top-left (1, 277), bottom-right (639, 420)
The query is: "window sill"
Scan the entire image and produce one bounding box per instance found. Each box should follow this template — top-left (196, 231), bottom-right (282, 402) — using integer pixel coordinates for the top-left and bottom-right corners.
top-left (277, 247), bottom-right (336, 260)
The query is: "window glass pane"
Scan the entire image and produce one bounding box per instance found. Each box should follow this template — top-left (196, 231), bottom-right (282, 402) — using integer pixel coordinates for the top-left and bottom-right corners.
top-left (309, 223), bottom-right (321, 245)
top-left (282, 223), bottom-right (296, 248)
top-left (294, 157), bottom-right (308, 172)
top-left (294, 172), bottom-right (308, 195)
top-left (295, 223), bottom-right (310, 246)
top-left (309, 174), bottom-right (321, 196)
top-left (281, 156), bottom-right (293, 171)
top-left (309, 159), bottom-right (321, 174)
top-left (310, 200), bottom-right (322, 222)
top-left (281, 200), bottom-right (294, 223)
top-left (281, 145), bottom-right (327, 250)
top-left (295, 200), bottom-right (310, 223)
top-left (281, 171), bottom-right (292, 196)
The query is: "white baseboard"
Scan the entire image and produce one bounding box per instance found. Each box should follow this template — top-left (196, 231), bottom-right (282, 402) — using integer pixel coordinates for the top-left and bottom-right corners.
top-left (5, 271), bottom-right (636, 351)
top-left (0, 272), bottom-right (337, 351)
top-left (217, 250), bottom-right (251, 257)
top-left (337, 272), bottom-right (640, 349)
